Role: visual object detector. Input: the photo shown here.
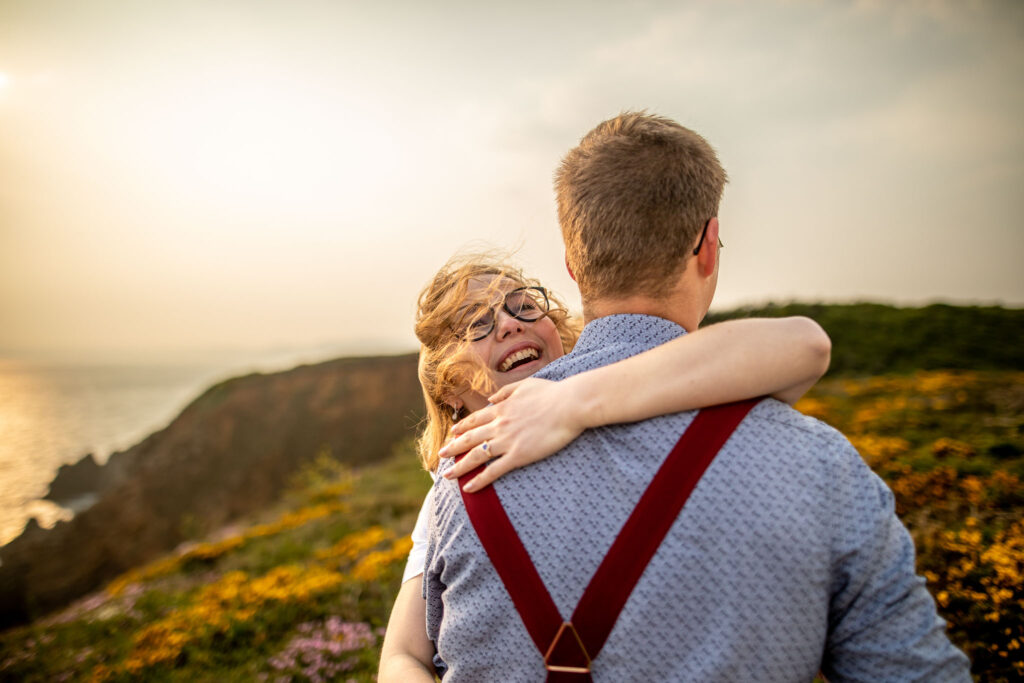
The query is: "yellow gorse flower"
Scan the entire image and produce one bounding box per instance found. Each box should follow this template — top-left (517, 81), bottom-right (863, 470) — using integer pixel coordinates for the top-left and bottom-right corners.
top-left (351, 537), bottom-right (414, 582)
top-left (116, 564), bottom-right (346, 676)
top-left (316, 525), bottom-right (395, 563)
top-left (105, 501), bottom-right (348, 596)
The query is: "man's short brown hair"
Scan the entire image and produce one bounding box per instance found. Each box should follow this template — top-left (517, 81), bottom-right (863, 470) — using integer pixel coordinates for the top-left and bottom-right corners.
top-left (555, 111), bottom-right (727, 301)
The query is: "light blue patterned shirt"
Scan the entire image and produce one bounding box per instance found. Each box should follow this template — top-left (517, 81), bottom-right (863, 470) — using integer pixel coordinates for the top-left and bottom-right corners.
top-left (424, 314), bottom-right (970, 682)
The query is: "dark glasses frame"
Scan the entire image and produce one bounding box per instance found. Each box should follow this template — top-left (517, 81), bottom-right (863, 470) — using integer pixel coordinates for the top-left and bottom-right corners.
top-left (459, 286), bottom-right (551, 342)
top-left (692, 218), bottom-right (724, 255)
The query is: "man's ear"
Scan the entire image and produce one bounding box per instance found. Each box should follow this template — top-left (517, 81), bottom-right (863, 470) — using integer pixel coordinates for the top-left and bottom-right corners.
top-left (696, 217), bottom-right (719, 278)
top-left (565, 254), bottom-right (576, 282)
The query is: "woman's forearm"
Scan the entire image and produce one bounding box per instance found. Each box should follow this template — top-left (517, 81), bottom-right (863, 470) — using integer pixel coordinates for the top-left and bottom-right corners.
top-left (379, 654), bottom-right (436, 683)
top-left (378, 576), bottom-right (436, 682)
top-left (569, 316), bottom-right (830, 429)
top-left (444, 316), bottom-right (830, 491)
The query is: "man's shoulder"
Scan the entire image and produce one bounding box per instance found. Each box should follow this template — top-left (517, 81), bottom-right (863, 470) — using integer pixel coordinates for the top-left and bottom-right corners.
top-left (747, 398), bottom-right (849, 444)
top-left (431, 459), bottom-right (461, 506)
top-left (429, 459), bottom-right (479, 528)
top-left (739, 398), bottom-right (862, 468)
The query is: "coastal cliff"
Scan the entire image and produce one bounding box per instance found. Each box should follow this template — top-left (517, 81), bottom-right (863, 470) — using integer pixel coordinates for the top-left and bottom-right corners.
top-left (0, 353), bottom-right (423, 627)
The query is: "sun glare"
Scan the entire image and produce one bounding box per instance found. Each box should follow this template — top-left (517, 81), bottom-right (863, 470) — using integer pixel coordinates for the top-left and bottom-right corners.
top-left (0, 72), bottom-right (10, 89)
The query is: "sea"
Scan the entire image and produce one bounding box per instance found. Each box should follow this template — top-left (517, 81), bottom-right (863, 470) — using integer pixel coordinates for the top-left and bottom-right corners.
top-left (0, 346), bottom-right (377, 548)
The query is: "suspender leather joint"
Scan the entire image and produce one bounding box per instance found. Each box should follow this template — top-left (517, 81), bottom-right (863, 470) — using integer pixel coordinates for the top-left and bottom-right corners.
top-left (543, 621), bottom-right (591, 674)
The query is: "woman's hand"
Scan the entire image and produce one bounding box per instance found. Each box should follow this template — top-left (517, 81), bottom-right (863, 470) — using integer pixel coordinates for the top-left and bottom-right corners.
top-left (440, 377), bottom-right (590, 492)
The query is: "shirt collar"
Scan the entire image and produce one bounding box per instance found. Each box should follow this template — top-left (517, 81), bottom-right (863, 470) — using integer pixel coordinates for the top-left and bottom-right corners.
top-left (533, 314), bottom-right (690, 383)
top-left (572, 314), bottom-right (689, 356)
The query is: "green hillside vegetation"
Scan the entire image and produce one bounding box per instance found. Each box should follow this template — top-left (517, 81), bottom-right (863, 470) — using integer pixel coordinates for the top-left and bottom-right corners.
top-left (0, 445), bottom-right (433, 682)
top-left (706, 303), bottom-right (1023, 375)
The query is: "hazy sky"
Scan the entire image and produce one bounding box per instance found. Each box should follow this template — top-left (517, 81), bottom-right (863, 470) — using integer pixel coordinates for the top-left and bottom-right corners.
top-left (1, 0), bottom-right (1022, 360)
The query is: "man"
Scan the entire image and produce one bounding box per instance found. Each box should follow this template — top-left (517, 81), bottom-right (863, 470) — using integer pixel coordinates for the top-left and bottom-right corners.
top-left (423, 112), bottom-right (970, 681)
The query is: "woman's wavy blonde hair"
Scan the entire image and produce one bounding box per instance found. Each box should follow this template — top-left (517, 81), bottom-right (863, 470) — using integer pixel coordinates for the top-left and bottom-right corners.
top-left (414, 252), bottom-right (580, 472)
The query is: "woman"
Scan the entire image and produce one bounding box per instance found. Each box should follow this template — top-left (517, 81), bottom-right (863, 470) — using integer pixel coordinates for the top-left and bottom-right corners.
top-left (379, 254), bottom-right (830, 681)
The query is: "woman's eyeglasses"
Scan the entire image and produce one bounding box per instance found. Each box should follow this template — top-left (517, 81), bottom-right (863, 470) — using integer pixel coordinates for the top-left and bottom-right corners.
top-left (456, 287), bottom-right (550, 342)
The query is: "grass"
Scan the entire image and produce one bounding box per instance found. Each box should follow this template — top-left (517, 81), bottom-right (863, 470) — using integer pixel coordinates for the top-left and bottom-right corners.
top-left (1, 370), bottom-right (1021, 681)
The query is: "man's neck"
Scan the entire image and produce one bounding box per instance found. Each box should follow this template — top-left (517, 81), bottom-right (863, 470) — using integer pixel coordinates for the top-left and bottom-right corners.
top-left (583, 292), bottom-right (705, 332)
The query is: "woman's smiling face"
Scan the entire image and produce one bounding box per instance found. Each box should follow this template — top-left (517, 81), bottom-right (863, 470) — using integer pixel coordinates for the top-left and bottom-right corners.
top-left (454, 276), bottom-right (564, 412)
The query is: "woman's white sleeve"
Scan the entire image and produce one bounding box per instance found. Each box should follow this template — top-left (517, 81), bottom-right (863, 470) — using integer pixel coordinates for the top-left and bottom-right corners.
top-left (401, 486), bottom-right (433, 583)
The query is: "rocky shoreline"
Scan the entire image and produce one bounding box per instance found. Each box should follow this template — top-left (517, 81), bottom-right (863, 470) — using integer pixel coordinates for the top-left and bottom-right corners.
top-left (0, 353), bottom-right (423, 627)
top-left (43, 453), bottom-right (107, 507)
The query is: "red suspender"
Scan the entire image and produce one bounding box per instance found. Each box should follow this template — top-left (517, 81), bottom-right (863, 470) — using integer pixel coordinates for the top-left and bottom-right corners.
top-left (456, 398), bottom-right (760, 682)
